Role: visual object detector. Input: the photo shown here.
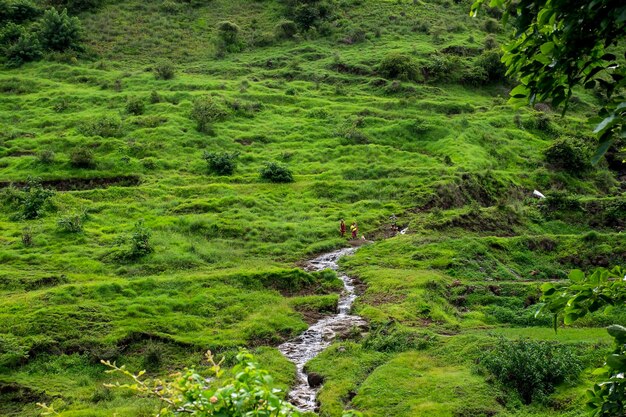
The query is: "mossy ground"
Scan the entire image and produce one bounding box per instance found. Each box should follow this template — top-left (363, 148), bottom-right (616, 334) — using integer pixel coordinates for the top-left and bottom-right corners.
top-left (1, 0), bottom-right (624, 415)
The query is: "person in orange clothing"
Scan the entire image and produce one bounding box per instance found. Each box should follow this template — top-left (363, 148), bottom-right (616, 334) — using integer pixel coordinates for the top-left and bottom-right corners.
top-left (350, 222), bottom-right (358, 239)
top-left (340, 219), bottom-right (346, 237)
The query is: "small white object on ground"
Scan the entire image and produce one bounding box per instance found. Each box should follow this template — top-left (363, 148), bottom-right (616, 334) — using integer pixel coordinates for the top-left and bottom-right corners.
top-left (533, 190), bottom-right (546, 199)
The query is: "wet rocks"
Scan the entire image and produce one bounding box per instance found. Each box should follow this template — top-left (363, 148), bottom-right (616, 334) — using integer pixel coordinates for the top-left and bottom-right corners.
top-left (307, 372), bottom-right (324, 388)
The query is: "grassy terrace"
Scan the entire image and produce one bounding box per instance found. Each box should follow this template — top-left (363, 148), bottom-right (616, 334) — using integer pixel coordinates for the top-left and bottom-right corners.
top-left (0, 0), bottom-right (624, 415)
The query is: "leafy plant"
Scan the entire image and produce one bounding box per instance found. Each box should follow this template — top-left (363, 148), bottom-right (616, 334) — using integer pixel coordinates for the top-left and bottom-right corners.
top-left (129, 220), bottom-right (153, 259)
top-left (191, 96), bottom-right (226, 133)
top-left (481, 338), bottom-right (582, 404)
top-left (16, 178), bottom-right (55, 220)
top-left (259, 162), bottom-right (294, 183)
top-left (101, 350), bottom-right (300, 416)
top-left (126, 96), bottom-right (145, 115)
top-left (539, 267), bottom-right (626, 416)
top-left (544, 136), bottom-right (592, 175)
top-left (378, 53), bottom-right (421, 82)
top-left (216, 21), bottom-right (243, 53)
top-left (70, 146), bottom-right (95, 168)
top-left (202, 151), bottom-right (239, 175)
top-left (38, 7), bottom-right (83, 52)
top-left (4, 31), bottom-right (42, 67)
top-left (154, 61), bottom-right (175, 80)
top-left (57, 210), bottom-right (86, 233)
top-left (79, 115), bottom-right (123, 137)
top-left (471, 0), bottom-right (625, 162)
top-left (275, 20), bottom-right (297, 39)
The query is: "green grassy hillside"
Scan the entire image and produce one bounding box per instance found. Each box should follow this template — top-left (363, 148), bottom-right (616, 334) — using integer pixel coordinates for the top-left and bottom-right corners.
top-left (1, 0), bottom-right (624, 415)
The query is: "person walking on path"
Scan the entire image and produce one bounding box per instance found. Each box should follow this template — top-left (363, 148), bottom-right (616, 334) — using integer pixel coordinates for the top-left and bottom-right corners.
top-left (340, 219), bottom-right (346, 237)
top-left (350, 222), bottom-right (358, 239)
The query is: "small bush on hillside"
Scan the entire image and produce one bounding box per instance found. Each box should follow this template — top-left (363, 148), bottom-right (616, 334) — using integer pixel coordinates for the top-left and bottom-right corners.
top-left (378, 53), bottom-right (421, 82)
top-left (483, 35), bottom-right (498, 50)
top-left (481, 338), bottom-right (582, 404)
top-left (128, 220), bottom-right (153, 259)
top-left (57, 210), bottom-right (86, 233)
top-left (154, 61), bottom-right (175, 80)
top-left (37, 149), bottom-right (55, 164)
top-left (423, 53), bottom-right (463, 83)
top-left (70, 146), bottom-right (95, 168)
top-left (483, 18), bottom-right (500, 33)
top-left (216, 21), bottom-right (244, 53)
top-left (203, 151), bottom-right (239, 175)
top-left (544, 136), bottom-right (592, 175)
top-left (18, 178), bottom-right (55, 220)
top-left (21, 226), bottom-right (33, 246)
top-left (125, 96), bottom-right (145, 115)
top-left (275, 19), bottom-right (297, 39)
top-left (0, 334), bottom-right (29, 368)
top-left (79, 115), bottom-right (123, 137)
top-left (0, 0), bottom-right (42, 24)
top-left (259, 162), bottom-right (294, 183)
top-left (38, 7), bottom-right (82, 52)
top-left (473, 50), bottom-right (507, 83)
top-left (4, 31), bottom-right (42, 67)
top-left (191, 96), bottom-right (226, 133)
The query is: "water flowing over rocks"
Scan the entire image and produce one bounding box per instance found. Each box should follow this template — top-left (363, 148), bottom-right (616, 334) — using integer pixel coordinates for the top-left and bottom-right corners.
top-left (278, 247), bottom-right (367, 412)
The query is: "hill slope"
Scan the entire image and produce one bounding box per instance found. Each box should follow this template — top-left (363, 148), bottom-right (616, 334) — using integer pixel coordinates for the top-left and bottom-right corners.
top-left (0, 0), bottom-right (624, 416)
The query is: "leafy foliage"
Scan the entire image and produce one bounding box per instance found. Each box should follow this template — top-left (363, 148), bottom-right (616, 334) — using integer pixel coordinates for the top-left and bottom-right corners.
top-left (540, 267), bottom-right (626, 416)
top-left (544, 136), bottom-right (592, 174)
top-left (154, 61), bottom-right (175, 80)
top-left (471, 0), bottom-right (626, 161)
top-left (202, 151), bottom-right (239, 175)
top-left (191, 96), bottom-right (227, 133)
top-left (481, 338), bottom-right (582, 404)
top-left (5, 178), bottom-right (56, 220)
top-left (259, 162), bottom-right (294, 183)
top-left (38, 7), bottom-right (83, 52)
top-left (128, 220), bottom-right (154, 259)
top-left (378, 53), bottom-right (421, 82)
top-left (216, 21), bottom-right (244, 53)
top-left (101, 350), bottom-right (300, 416)
top-left (69, 146), bottom-right (95, 168)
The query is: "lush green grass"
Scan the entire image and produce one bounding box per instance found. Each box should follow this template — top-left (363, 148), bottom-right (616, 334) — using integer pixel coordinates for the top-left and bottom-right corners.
top-left (1, 0), bottom-right (624, 415)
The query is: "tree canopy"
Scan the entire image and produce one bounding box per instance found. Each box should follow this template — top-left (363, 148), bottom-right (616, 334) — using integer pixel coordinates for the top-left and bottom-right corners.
top-left (471, 0), bottom-right (626, 162)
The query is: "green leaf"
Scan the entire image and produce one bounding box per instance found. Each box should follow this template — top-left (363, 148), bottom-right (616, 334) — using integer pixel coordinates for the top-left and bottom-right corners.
top-left (607, 325), bottom-right (626, 343)
top-left (591, 138), bottom-right (614, 165)
top-left (569, 270), bottom-right (585, 283)
top-left (509, 84), bottom-right (529, 99)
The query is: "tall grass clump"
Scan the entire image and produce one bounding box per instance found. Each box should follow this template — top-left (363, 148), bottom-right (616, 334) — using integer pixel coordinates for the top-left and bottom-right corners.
top-left (378, 53), bottom-right (421, 82)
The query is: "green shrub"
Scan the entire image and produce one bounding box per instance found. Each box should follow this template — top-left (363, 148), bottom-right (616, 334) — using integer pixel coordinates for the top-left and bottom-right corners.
top-left (0, 334), bottom-right (29, 368)
top-left (129, 221), bottom-right (153, 258)
top-left (38, 7), bottom-right (83, 52)
top-left (216, 21), bottom-right (244, 53)
top-left (70, 146), bottom-right (95, 168)
top-left (483, 18), bottom-right (500, 33)
top-left (57, 210), bottom-right (85, 233)
top-left (154, 61), bottom-right (175, 80)
top-left (79, 115), bottom-right (123, 137)
top-left (18, 178), bottom-right (55, 220)
top-left (274, 19), bottom-right (297, 39)
top-left (125, 96), bottom-right (145, 115)
top-left (423, 53), bottom-right (463, 83)
top-left (191, 96), bottom-right (227, 133)
top-left (259, 161), bottom-right (294, 183)
top-left (203, 151), bottom-right (239, 175)
top-left (481, 338), bottom-right (582, 404)
top-left (474, 50), bottom-right (507, 83)
top-left (378, 53), bottom-right (421, 82)
top-left (544, 136), bottom-right (592, 174)
top-left (363, 324), bottom-right (436, 352)
top-left (37, 149), bottom-right (55, 165)
top-left (4, 31), bottom-right (42, 67)
top-left (0, 0), bottom-right (42, 24)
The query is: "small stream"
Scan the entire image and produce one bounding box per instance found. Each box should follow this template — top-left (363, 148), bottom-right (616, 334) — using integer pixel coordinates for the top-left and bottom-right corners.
top-left (278, 247), bottom-right (367, 411)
